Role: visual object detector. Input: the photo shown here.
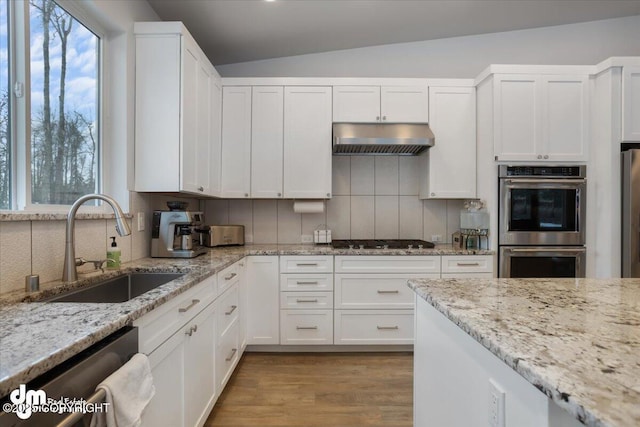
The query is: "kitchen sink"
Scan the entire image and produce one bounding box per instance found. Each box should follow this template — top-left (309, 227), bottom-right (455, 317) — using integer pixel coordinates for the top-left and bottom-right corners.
top-left (47, 272), bottom-right (184, 303)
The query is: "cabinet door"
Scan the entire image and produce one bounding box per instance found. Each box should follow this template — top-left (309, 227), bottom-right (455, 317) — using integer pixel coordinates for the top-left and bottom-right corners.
top-left (246, 256), bottom-right (280, 344)
top-left (422, 86), bottom-right (476, 199)
top-left (332, 86), bottom-right (380, 122)
top-left (493, 74), bottom-right (541, 161)
top-left (251, 86), bottom-right (284, 198)
top-left (283, 87), bottom-right (332, 198)
top-left (381, 85), bottom-right (429, 123)
top-left (236, 259), bottom-right (248, 352)
top-left (221, 86), bottom-right (252, 198)
top-left (180, 38), bottom-right (201, 194)
top-left (141, 329), bottom-right (185, 427)
top-left (184, 302), bottom-right (216, 427)
top-left (209, 76), bottom-right (223, 197)
top-left (134, 34), bottom-right (180, 192)
top-left (541, 75), bottom-right (589, 161)
top-left (623, 66), bottom-right (640, 142)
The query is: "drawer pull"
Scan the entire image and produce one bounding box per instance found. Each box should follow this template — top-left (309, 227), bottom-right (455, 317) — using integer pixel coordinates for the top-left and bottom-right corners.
top-left (377, 290), bottom-right (399, 294)
top-left (296, 299), bottom-right (319, 303)
top-left (224, 272), bottom-right (237, 281)
top-left (185, 325), bottom-right (198, 336)
top-left (296, 263), bottom-right (319, 267)
top-left (225, 305), bottom-right (238, 315)
top-left (377, 326), bottom-right (399, 330)
top-left (178, 299), bottom-right (200, 313)
top-left (225, 348), bottom-right (238, 361)
top-left (296, 326), bottom-right (318, 330)
top-left (296, 281), bottom-right (319, 285)
top-left (456, 262), bottom-right (480, 266)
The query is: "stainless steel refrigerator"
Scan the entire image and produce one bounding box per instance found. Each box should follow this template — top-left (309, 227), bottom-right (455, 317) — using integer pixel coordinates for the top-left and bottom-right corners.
top-left (622, 148), bottom-right (640, 277)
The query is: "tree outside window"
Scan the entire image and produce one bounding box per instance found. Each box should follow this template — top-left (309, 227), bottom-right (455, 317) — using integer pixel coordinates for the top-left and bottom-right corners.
top-left (0, 0), bottom-right (100, 210)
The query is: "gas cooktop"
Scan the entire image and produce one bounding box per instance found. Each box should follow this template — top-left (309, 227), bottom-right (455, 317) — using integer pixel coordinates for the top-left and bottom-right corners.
top-left (330, 239), bottom-right (435, 250)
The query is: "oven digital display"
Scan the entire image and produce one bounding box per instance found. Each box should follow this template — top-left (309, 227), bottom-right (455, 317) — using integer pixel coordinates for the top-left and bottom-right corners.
top-left (510, 188), bottom-right (577, 231)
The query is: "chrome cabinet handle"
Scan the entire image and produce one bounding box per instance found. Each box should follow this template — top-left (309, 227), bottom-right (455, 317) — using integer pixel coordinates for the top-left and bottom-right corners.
top-left (225, 305), bottom-right (237, 315)
top-left (377, 290), bottom-right (399, 294)
top-left (178, 299), bottom-right (200, 313)
top-left (537, 155), bottom-right (542, 159)
top-left (376, 116), bottom-right (380, 121)
top-left (544, 155), bottom-right (549, 159)
top-left (377, 326), bottom-right (399, 330)
top-left (278, 193), bottom-right (282, 197)
top-left (296, 326), bottom-right (318, 330)
top-left (296, 263), bottom-right (318, 267)
top-left (225, 348), bottom-right (238, 361)
top-left (198, 186), bottom-right (204, 192)
top-left (185, 324), bottom-right (198, 336)
top-left (296, 299), bottom-right (319, 303)
top-left (224, 272), bottom-right (237, 281)
top-left (456, 262), bottom-right (480, 266)
top-left (382, 115), bottom-right (387, 121)
top-left (296, 281), bottom-right (319, 285)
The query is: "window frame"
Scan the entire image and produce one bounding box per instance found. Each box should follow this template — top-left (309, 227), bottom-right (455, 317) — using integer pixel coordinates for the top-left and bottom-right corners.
top-left (5, 0), bottom-right (108, 213)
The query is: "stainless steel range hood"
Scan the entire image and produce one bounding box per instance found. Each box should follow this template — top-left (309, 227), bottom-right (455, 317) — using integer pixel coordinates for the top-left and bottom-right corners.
top-left (332, 123), bottom-right (435, 155)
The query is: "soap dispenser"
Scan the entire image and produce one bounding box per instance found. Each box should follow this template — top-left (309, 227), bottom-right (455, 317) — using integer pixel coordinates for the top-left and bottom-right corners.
top-left (107, 236), bottom-right (121, 269)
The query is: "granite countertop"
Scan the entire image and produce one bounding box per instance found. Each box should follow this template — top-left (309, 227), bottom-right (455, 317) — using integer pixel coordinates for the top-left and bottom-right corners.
top-left (408, 277), bottom-right (640, 427)
top-left (0, 244), bottom-right (490, 398)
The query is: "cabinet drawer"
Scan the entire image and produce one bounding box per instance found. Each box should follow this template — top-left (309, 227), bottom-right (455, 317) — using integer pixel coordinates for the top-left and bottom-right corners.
top-left (280, 309), bottom-right (333, 345)
top-left (280, 292), bottom-right (333, 309)
top-left (334, 310), bottom-right (414, 345)
top-left (279, 273), bottom-right (333, 291)
top-left (441, 255), bottom-right (493, 274)
top-left (216, 318), bottom-right (240, 390)
top-left (218, 284), bottom-right (240, 338)
top-left (280, 255), bottom-right (334, 273)
top-left (134, 275), bottom-right (216, 354)
top-left (217, 261), bottom-right (241, 296)
top-left (334, 274), bottom-right (422, 309)
top-left (334, 256), bottom-right (440, 274)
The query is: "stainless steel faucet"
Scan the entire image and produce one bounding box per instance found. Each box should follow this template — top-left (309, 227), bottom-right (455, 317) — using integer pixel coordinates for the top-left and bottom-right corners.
top-left (62, 194), bottom-right (132, 282)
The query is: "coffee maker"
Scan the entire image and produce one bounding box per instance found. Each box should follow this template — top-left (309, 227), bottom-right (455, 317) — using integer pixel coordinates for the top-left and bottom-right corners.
top-left (151, 204), bottom-right (207, 258)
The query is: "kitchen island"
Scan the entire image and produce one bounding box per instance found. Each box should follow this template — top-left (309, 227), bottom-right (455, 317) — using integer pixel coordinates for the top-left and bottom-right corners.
top-left (408, 277), bottom-right (640, 427)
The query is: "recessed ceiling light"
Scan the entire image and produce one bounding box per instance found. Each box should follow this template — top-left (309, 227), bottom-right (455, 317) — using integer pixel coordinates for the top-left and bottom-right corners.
top-left (265, 0), bottom-right (276, 2)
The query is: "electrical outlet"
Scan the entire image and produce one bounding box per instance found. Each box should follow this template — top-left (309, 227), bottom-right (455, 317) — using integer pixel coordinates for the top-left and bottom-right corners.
top-left (488, 379), bottom-right (505, 427)
top-left (301, 235), bottom-right (313, 243)
top-left (137, 212), bottom-right (145, 232)
top-left (431, 234), bottom-right (442, 243)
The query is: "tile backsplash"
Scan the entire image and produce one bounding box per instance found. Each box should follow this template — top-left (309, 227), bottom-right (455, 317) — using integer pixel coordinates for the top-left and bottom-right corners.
top-left (205, 156), bottom-right (464, 244)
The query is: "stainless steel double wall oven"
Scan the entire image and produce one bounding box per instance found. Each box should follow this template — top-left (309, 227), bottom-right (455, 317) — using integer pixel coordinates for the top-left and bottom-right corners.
top-left (498, 165), bottom-right (586, 278)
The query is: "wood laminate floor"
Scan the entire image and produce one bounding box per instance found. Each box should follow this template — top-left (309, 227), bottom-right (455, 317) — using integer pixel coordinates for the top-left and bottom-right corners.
top-left (205, 352), bottom-right (413, 427)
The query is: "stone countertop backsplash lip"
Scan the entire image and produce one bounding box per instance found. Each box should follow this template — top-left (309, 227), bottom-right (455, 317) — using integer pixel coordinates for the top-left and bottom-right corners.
top-left (408, 277), bottom-right (640, 427)
top-left (0, 212), bottom-right (134, 221)
top-left (0, 243), bottom-right (492, 399)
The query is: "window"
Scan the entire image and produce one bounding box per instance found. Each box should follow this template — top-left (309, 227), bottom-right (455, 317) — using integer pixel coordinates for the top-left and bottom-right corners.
top-left (0, 0), bottom-right (10, 209)
top-left (1, 0), bottom-right (100, 210)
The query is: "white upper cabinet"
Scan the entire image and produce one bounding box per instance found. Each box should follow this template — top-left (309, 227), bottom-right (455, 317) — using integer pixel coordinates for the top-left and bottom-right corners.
top-left (333, 85), bottom-right (428, 123)
top-left (623, 66), bottom-right (640, 141)
top-left (493, 73), bottom-right (589, 162)
top-left (251, 86), bottom-right (284, 198)
top-left (284, 86), bottom-right (333, 198)
top-left (420, 86), bottom-right (476, 199)
top-left (134, 23), bottom-right (221, 196)
top-left (221, 86), bottom-right (252, 198)
top-left (209, 77), bottom-right (223, 197)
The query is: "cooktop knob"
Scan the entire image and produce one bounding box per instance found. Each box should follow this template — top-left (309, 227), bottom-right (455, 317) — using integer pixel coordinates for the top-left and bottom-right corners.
top-left (408, 244), bottom-right (413, 249)
top-left (349, 244), bottom-right (354, 249)
top-left (418, 244), bottom-right (423, 249)
top-left (359, 244), bottom-right (365, 250)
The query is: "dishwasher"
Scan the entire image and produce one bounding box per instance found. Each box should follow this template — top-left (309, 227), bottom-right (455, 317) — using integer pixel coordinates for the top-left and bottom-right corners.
top-left (0, 326), bottom-right (138, 427)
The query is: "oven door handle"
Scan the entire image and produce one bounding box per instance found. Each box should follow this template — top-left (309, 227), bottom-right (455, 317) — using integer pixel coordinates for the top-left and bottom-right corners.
top-left (509, 248), bottom-right (585, 253)
top-left (503, 179), bottom-right (586, 186)
top-left (56, 388), bottom-right (107, 427)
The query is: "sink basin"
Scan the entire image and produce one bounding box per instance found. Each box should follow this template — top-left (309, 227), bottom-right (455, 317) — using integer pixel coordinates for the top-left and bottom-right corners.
top-left (47, 273), bottom-right (184, 303)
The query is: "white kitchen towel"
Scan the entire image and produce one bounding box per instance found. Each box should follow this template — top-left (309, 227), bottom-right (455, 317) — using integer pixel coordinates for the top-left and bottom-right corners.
top-left (90, 353), bottom-right (155, 427)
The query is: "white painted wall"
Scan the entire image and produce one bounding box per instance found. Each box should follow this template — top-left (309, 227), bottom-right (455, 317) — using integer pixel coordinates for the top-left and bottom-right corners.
top-left (217, 15), bottom-right (640, 78)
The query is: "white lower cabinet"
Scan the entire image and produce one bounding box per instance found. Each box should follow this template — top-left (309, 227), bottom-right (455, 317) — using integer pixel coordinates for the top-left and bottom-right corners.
top-left (334, 310), bottom-right (414, 345)
top-left (246, 256), bottom-right (280, 344)
top-left (333, 256), bottom-right (440, 346)
top-left (280, 256), bottom-right (334, 345)
top-left (138, 286), bottom-right (217, 427)
top-left (216, 318), bottom-right (240, 390)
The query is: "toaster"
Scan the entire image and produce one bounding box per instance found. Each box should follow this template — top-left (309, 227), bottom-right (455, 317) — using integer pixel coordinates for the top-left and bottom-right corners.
top-left (200, 225), bottom-right (245, 247)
